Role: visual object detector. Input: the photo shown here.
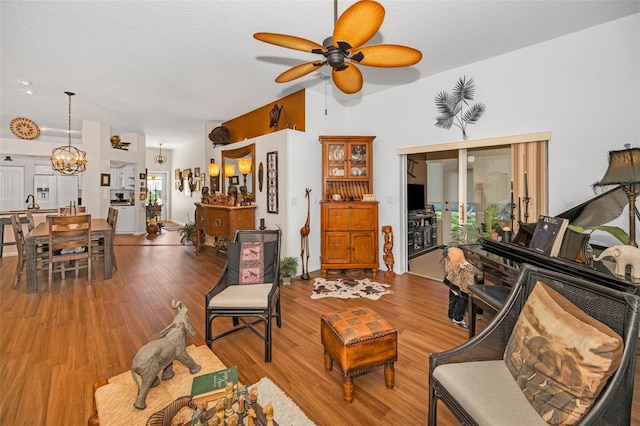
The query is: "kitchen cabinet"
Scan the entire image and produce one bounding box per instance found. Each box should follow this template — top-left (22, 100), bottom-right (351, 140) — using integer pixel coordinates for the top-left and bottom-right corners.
top-left (110, 165), bottom-right (135, 190)
top-left (113, 205), bottom-right (134, 233)
top-left (319, 135), bottom-right (378, 276)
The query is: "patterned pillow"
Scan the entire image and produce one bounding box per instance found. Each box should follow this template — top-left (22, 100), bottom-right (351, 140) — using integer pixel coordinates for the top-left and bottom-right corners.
top-left (504, 282), bottom-right (623, 425)
top-left (226, 241), bottom-right (276, 285)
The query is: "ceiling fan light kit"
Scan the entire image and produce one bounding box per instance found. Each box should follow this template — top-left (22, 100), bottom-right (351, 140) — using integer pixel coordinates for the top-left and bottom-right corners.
top-left (254, 0), bottom-right (421, 94)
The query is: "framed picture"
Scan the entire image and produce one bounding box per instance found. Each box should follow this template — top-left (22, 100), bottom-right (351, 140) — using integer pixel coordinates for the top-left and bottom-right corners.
top-left (183, 168), bottom-right (191, 179)
top-left (140, 180), bottom-right (146, 188)
top-left (194, 167), bottom-right (200, 177)
top-left (175, 169), bottom-right (181, 180)
top-left (100, 174), bottom-right (111, 187)
top-left (139, 173), bottom-right (146, 179)
top-left (230, 176), bottom-right (239, 185)
top-left (175, 181), bottom-right (179, 190)
top-left (267, 151), bottom-right (278, 214)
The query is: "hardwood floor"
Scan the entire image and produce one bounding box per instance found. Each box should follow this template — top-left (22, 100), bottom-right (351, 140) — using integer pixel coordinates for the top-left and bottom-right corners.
top-left (1, 236), bottom-right (639, 425)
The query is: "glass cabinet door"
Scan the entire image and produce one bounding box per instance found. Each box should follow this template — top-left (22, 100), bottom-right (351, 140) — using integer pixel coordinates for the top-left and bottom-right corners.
top-left (328, 143), bottom-right (346, 177)
top-left (349, 143), bottom-right (368, 178)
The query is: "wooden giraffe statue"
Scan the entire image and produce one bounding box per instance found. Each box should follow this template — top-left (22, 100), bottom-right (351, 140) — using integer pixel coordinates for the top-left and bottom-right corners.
top-left (299, 188), bottom-right (312, 280)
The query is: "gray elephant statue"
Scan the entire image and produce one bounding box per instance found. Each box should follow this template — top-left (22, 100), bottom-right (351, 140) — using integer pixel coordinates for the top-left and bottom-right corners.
top-left (131, 299), bottom-right (201, 409)
top-left (593, 244), bottom-right (640, 283)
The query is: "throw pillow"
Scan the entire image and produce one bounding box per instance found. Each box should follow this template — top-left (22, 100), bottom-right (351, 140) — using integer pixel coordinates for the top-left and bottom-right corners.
top-left (504, 281), bottom-right (623, 425)
top-left (226, 240), bottom-right (276, 285)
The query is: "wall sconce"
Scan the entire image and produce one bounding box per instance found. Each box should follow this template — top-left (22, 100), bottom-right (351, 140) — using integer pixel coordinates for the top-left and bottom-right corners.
top-left (237, 157), bottom-right (252, 188)
top-left (593, 144), bottom-right (640, 247)
top-left (208, 159), bottom-right (220, 192)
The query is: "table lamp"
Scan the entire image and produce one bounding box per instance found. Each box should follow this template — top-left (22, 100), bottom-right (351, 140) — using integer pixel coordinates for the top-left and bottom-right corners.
top-left (237, 158), bottom-right (252, 188)
top-left (208, 159), bottom-right (220, 192)
top-left (225, 163), bottom-right (237, 200)
top-left (593, 144), bottom-right (640, 247)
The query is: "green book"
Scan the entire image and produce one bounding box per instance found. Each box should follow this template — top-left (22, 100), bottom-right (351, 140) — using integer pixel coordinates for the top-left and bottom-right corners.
top-left (191, 366), bottom-right (238, 399)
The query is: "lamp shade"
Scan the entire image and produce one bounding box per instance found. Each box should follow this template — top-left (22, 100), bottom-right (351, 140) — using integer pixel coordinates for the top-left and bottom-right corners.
top-left (594, 146), bottom-right (640, 187)
top-left (237, 158), bottom-right (252, 175)
top-left (208, 162), bottom-right (220, 177)
top-left (224, 164), bottom-right (236, 177)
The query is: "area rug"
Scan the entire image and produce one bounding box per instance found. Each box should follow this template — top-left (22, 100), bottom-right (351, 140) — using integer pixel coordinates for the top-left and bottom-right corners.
top-left (251, 377), bottom-right (316, 426)
top-left (161, 221), bottom-right (181, 232)
top-left (311, 278), bottom-right (393, 300)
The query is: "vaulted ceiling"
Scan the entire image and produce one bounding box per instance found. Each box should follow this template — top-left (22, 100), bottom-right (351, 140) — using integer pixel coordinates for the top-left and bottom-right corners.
top-left (1, 1), bottom-right (638, 148)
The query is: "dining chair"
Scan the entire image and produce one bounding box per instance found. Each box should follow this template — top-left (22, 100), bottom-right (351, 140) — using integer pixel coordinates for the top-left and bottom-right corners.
top-left (205, 229), bottom-right (281, 362)
top-left (48, 214), bottom-right (92, 291)
top-left (92, 207), bottom-right (118, 271)
top-left (10, 214), bottom-right (48, 289)
top-left (25, 210), bottom-right (35, 231)
top-left (58, 206), bottom-right (86, 215)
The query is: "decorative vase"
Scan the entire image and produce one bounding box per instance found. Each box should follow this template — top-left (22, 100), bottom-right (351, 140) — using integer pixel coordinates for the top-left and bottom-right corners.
top-left (146, 224), bottom-right (159, 234)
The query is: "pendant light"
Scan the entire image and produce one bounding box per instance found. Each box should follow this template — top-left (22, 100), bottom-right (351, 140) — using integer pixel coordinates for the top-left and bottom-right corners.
top-left (50, 91), bottom-right (87, 175)
top-left (154, 143), bottom-right (167, 164)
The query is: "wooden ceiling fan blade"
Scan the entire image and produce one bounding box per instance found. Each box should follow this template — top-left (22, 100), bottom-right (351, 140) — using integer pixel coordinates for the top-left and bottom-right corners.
top-left (332, 64), bottom-right (363, 94)
top-left (333, 0), bottom-right (385, 50)
top-left (254, 32), bottom-right (326, 53)
top-left (276, 61), bottom-right (326, 83)
top-left (350, 44), bottom-right (422, 67)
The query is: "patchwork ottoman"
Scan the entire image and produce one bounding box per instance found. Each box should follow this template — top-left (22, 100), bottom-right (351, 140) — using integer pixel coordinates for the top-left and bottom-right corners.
top-left (320, 306), bottom-right (398, 403)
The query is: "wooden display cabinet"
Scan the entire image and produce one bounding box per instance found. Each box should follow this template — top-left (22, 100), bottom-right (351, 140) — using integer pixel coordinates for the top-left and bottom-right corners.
top-left (319, 135), bottom-right (374, 201)
top-left (319, 135), bottom-right (378, 276)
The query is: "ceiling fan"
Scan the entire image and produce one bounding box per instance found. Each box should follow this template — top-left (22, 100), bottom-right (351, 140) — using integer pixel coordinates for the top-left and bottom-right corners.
top-left (254, 0), bottom-right (422, 94)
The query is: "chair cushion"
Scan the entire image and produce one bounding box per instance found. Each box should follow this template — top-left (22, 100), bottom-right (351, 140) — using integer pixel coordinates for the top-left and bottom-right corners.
top-left (208, 284), bottom-right (273, 308)
top-left (226, 241), bottom-right (276, 285)
top-left (433, 360), bottom-right (547, 426)
top-left (503, 281), bottom-right (623, 425)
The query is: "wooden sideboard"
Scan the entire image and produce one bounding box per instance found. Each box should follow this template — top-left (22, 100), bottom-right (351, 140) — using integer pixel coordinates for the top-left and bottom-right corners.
top-left (320, 201), bottom-right (379, 276)
top-left (194, 203), bottom-right (256, 254)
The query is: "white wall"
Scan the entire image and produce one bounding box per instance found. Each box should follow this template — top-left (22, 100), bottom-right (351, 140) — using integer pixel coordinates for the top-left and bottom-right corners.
top-left (344, 14), bottom-right (640, 273)
top-left (171, 136), bottom-right (208, 224)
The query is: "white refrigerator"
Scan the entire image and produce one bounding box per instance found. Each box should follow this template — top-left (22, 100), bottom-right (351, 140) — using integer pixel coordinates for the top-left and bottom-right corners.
top-left (34, 175), bottom-right (79, 210)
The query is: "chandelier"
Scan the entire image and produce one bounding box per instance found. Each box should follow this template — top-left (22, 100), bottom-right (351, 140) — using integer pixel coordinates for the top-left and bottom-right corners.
top-left (50, 91), bottom-right (87, 175)
top-left (154, 143), bottom-right (167, 164)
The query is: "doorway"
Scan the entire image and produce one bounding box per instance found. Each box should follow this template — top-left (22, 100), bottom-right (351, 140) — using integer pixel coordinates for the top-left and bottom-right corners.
top-left (146, 172), bottom-right (168, 221)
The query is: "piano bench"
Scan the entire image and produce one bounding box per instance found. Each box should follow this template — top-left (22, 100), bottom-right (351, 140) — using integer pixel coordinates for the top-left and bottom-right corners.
top-left (468, 284), bottom-right (511, 338)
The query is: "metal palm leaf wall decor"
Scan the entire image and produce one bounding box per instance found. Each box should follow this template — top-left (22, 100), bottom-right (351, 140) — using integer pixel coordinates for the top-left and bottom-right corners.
top-left (435, 76), bottom-right (486, 140)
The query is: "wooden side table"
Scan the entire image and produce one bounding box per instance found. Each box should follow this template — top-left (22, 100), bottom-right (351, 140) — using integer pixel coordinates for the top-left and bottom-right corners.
top-left (194, 203), bottom-right (256, 254)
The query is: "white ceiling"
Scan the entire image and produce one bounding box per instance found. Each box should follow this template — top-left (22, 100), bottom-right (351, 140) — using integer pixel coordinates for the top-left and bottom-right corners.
top-left (1, 1), bottom-right (638, 149)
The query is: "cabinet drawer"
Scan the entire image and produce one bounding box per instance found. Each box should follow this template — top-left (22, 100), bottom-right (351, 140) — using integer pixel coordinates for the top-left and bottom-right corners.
top-left (322, 203), bottom-right (377, 230)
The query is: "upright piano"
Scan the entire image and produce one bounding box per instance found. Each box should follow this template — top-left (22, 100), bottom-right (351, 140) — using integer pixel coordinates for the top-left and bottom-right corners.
top-left (474, 186), bottom-right (636, 293)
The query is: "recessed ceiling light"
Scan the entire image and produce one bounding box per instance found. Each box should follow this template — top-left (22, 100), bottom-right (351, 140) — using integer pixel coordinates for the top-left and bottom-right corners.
top-left (20, 80), bottom-right (32, 86)
top-left (25, 90), bottom-right (35, 95)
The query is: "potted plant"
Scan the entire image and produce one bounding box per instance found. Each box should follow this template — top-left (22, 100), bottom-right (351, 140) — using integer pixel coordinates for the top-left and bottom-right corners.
top-left (450, 203), bottom-right (500, 246)
top-left (279, 257), bottom-right (299, 285)
top-left (178, 222), bottom-right (198, 245)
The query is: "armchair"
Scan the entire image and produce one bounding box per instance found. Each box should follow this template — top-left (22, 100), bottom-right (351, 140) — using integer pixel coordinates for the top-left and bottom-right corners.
top-left (429, 264), bottom-right (640, 425)
top-left (205, 229), bottom-right (281, 362)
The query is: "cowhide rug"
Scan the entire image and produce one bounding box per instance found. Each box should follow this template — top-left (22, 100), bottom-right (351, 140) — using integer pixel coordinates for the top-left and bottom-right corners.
top-left (311, 278), bottom-right (393, 300)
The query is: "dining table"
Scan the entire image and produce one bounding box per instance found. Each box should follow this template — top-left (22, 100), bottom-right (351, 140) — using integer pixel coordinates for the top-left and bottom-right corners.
top-left (25, 218), bottom-right (113, 293)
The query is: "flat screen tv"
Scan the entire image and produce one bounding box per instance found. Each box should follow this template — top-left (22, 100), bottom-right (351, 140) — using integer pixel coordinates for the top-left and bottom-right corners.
top-left (407, 183), bottom-right (425, 212)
